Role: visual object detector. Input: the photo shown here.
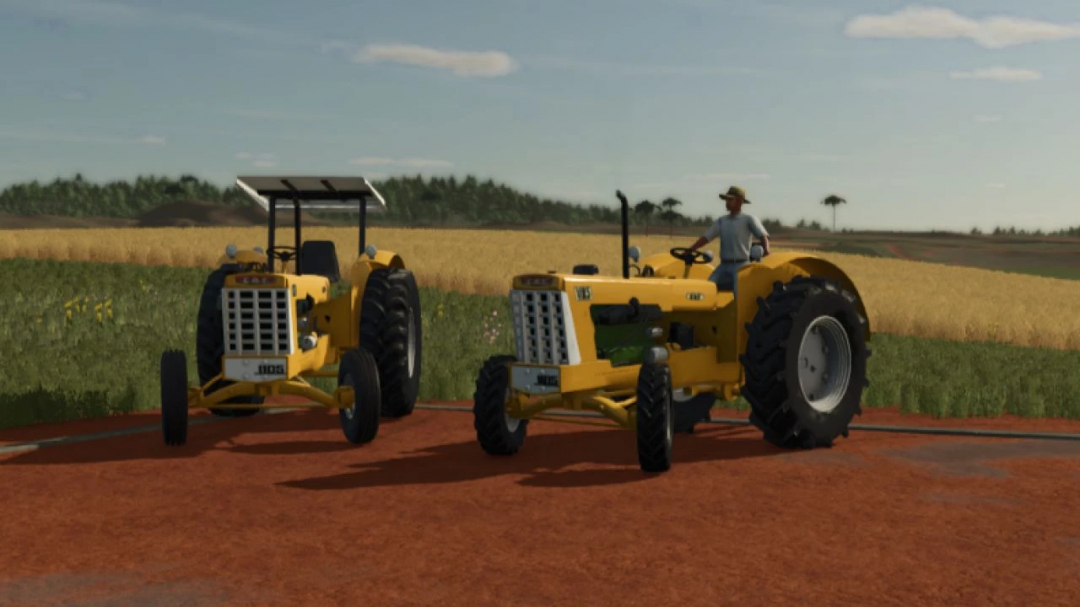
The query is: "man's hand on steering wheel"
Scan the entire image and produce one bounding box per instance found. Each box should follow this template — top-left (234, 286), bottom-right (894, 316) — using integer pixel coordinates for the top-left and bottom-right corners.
top-left (669, 247), bottom-right (711, 265)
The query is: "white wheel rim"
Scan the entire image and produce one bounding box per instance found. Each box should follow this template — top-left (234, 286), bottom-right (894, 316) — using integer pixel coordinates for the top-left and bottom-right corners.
top-left (503, 387), bottom-right (520, 432)
top-left (672, 387), bottom-right (693, 402)
top-left (407, 308), bottom-right (417, 377)
top-left (797, 316), bottom-right (853, 414)
top-left (665, 398), bottom-right (673, 445)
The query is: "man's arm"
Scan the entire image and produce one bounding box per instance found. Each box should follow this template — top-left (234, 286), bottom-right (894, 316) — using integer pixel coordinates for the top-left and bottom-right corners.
top-left (749, 216), bottom-right (771, 255)
top-left (691, 218), bottom-right (721, 250)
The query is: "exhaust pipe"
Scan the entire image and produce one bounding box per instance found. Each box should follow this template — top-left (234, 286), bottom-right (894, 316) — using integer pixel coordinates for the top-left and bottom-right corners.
top-left (616, 190), bottom-right (629, 279)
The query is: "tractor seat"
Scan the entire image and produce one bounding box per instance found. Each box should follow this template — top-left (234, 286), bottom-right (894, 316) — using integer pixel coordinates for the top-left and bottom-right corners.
top-left (298, 240), bottom-right (341, 283)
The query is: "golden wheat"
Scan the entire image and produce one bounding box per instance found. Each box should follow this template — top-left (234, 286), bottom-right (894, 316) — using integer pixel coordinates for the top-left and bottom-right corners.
top-left (4, 226), bottom-right (1080, 349)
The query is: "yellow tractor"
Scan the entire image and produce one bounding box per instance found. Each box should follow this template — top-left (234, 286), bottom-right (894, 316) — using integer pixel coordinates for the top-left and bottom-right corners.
top-left (472, 191), bottom-right (871, 472)
top-left (160, 176), bottom-right (422, 446)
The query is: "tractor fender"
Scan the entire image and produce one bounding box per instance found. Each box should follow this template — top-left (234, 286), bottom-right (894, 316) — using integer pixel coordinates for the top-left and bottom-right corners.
top-left (737, 251), bottom-right (871, 338)
top-left (348, 249), bottom-right (408, 344)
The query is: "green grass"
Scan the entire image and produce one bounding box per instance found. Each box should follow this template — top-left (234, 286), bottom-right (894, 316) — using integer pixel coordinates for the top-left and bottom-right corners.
top-left (1, 257), bottom-right (1079, 430)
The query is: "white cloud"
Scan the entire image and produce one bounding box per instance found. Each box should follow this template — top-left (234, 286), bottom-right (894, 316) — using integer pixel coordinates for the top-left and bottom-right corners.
top-left (252, 160), bottom-right (278, 168)
top-left (349, 157), bottom-right (453, 168)
top-left (351, 44), bottom-right (517, 78)
top-left (0, 128), bottom-right (166, 145)
top-left (973, 114), bottom-right (1002, 123)
top-left (950, 67), bottom-right (1041, 81)
top-left (845, 6), bottom-right (1080, 49)
top-left (139, 135), bottom-right (166, 145)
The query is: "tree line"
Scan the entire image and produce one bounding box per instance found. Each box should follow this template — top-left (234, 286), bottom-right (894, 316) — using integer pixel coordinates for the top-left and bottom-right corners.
top-left (1, 174), bottom-right (1076, 236)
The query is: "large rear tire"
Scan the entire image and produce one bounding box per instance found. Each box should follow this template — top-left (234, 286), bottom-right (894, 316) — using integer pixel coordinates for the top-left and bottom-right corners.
top-left (359, 268), bottom-right (422, 419)
top-left (473, 355), bottom-right (527, 455)
top-left (196, 266), bottom-right (263, 417)
top-left (739, 275), bottom-right (870, 449)
top-left (636, 362), bottom-right (674, 473)
top-left (338, 348), bottom-right (382, 445)
top-left (161, 349), bottom-right (189, 446)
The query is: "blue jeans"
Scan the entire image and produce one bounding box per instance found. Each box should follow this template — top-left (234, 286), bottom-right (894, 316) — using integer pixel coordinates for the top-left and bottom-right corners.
top-left (708, 262), bottom-right (748, 295)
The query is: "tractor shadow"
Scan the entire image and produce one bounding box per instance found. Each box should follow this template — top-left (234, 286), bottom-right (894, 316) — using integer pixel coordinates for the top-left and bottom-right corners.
top-left (278, 424), bottom-right (780, 491)
top-left (0, 409), bottom-right (396, 466)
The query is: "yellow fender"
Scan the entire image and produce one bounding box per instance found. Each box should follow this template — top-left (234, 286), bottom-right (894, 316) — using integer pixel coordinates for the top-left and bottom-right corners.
top-left (348, 249), bottom-right (407, 344)
top-left (735, 251), bottom-right (871, 339)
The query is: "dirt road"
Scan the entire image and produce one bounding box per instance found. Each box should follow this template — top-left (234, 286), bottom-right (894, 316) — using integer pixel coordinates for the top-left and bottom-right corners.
top-left (1, 405), bottom-right (1078, 606)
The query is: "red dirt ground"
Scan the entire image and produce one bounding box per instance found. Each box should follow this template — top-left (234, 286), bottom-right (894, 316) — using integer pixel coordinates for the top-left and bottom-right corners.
top-left (1, 404), bottom-right (1078, 606)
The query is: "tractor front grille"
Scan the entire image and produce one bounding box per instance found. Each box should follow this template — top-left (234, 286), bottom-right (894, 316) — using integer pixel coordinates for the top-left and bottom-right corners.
top-left (510, 289), bottom-right (578, 365)
top-left (222, 288), bottom-right (295, 355)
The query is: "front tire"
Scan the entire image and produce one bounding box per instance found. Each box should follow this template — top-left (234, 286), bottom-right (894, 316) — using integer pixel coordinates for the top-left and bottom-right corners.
top-left (196, 266), bottom-right (263, 417)
top-left (338, 348), bottom-right (382, 445)
top-left (359, 268), bottom-right (422, 419)
top-left (739, 275), bottom-right (870, 449)
top-left (161, 349), bottom-right (189, 446)
top-left (473, 355), bottom-right (527, 455)
top-left (636, 362), bottom-right (674, 473)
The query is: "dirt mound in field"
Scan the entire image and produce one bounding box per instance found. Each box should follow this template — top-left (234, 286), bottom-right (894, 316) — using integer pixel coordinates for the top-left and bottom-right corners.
top-left (135, 200), bottom-right (329, 227)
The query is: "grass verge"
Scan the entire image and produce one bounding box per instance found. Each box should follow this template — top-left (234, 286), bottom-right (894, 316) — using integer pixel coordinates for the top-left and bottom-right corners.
top-left (1, 257), bottom-right (1077, 429)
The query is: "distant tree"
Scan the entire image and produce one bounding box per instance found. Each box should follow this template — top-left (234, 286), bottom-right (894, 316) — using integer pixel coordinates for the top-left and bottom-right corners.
top-left (970, 227), bottom-right (982, 235)
top-left (658, 198), bottom-right (683, 236)
top-left (634, 200), bottom-right (657, 235)
top-left (820, 194), bottom-right (847, 232)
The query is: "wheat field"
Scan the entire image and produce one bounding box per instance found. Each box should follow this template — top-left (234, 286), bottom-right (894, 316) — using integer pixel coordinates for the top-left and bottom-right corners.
top-left (4, 226), bottom-right (1080, 350)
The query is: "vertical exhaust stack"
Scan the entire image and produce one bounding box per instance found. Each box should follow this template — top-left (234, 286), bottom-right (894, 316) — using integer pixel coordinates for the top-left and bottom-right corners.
top-left (617, 190), bottom-right (630, 279)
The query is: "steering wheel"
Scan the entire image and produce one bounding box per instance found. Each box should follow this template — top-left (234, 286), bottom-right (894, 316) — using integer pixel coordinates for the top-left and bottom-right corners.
top-left (669, 247), bottom-right (710, 265)
top-left (265, 245), bottom-right (297, 263)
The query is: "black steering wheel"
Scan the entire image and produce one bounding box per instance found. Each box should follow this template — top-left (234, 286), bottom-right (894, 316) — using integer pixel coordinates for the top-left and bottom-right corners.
top-left (669, 247), bottom-right (710, 265)
top-left (265, 245), bottom-right (297, 263)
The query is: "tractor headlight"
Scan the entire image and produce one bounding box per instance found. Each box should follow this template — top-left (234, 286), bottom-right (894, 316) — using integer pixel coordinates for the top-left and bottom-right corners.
top-left (365, 244), bottom-right (378, 259)
top-left (300, 334), bottom-right (318, 351)
top-left (225, 244), bottom-right (237, 258)
top-left (627, 245), bottom-right (640, 262)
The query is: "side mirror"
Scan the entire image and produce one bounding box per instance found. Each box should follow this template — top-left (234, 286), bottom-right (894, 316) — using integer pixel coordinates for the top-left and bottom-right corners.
top-left (627, 245), bottom-right (640, 263)
top-left (750, 244), bottom-right (764, 262)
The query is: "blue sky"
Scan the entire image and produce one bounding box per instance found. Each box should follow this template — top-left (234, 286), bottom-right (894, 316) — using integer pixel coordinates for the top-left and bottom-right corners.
top-left (2, 0), bottom-right (1079, 231)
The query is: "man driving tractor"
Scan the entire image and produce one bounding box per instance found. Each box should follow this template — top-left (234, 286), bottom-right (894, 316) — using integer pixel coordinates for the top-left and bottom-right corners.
top-left (687, 185), bottom-right (770, 293)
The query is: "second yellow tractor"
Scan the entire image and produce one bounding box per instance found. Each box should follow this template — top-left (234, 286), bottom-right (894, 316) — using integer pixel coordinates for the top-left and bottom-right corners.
top-left (472, 190), bottom-right (872, 472)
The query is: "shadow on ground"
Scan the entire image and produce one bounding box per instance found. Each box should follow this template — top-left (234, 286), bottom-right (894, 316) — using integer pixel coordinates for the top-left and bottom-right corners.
top-left (277, 424), bottom-right (779, 490)
top-left (0, 409), bottom-right (405, 466)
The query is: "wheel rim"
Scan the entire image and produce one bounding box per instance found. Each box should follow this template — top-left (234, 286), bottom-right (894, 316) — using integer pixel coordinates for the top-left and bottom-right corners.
top-left (407, 308), bottom-right (417, 377)
top-left (672, 387), bottom-right (693, 402)
top-left (502, 387), bottom-right (520, 432)
top-left (665, 397), bottom-right (673, 445)
top-left (797, 316), bottom-right (853, 414)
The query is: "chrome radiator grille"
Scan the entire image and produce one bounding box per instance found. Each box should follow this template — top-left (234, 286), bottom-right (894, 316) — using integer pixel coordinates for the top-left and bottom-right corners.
top-left (510, 289), bottom-right (580, 365)
top-left (222, 288), bottom-right (295, 355)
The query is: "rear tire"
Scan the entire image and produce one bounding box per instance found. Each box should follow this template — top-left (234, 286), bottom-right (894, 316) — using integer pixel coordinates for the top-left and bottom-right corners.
top-left (636, 362), bottom-right (674, 473)
top-left (359, 268), bottom-right (422, 419)
top-left (473, 355), bottom-right (527, 455)
top-left (196, 266), bottom-right (263, 417)
top-left (338, 348), bottom-right (382, 445)
top-left (739, 275), bottom-right (870, 449)
top-left (161, 349), bottom-right (189, 446)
